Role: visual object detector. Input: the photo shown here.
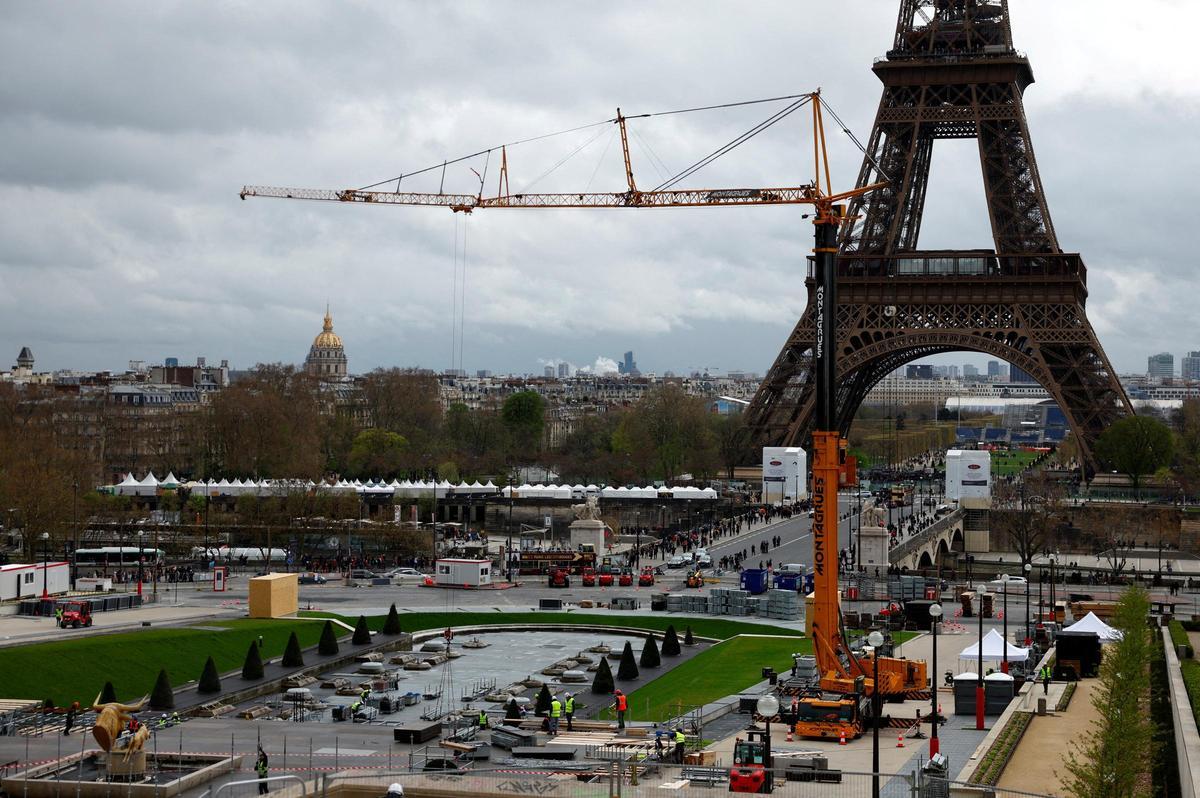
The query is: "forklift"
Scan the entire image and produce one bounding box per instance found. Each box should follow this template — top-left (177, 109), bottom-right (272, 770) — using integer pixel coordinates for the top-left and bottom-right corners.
top-left (729, 728), bottom-right (773, 794)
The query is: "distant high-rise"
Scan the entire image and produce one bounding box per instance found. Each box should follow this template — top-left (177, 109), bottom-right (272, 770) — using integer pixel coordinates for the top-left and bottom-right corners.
top-left (1010, 365), bottom-right (1036, 384)
top-left (963, 364), bottom-right (980, 378)
top-left (557, 362), bottom-right (570, 379)
top-left (543, 365), bottom-right (554, 378)
top-left (947, 365), bottom-right (960, 379)
top-left (1148, 352), bottom-right (1175, 379)
top-left (618, 350), bottom-right (638, 375)
top-left (476, 369), bottom-right (492, 378)
top-left (987, 360), bottom-right (1001, 378)
top-left (906, 364), bottom-right (934, 380)
top-left (1183, 352), bottom-right (1200, 382)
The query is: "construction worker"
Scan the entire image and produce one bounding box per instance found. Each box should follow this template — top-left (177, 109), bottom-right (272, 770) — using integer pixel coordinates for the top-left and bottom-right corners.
top-left (477, 708), bottom-right (488, 729)
top-left (54, 605), bottom-right (63, 626)
top-left (157, 715), bottom-right (167, 729)
top-left (349, 700), bottom-right (362, 717)
top-left (564, 693), bottom-right (575, 732)
top-left (255, 747), bottom-right (269, 794)
top-left (360, 688), bottom-right (370, 704)
top-left (614, 689), bottom-right (627, 731)
top-left (1040, 664), bottom-right (1052, 695)
top-left (548, 696), bottom-right (562, 735)
top-left (385, 784), bottom-right (404, 798)
top-left (673, 727), bottom-right (686, 764)
top-left (63, 702), bottom-right (78, 736)
top-left (171, 712), bottom-right (180, 726)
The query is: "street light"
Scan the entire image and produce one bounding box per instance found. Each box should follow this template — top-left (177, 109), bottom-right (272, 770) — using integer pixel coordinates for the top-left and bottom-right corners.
top-left (868, 630), bottom-right (884, 798)
top-left (1049, 552), bottom-right (1058, 628)
top-left (40, 532), bottom-right (50, 600)
top-left (1023, 562), bottom-right (1032, 645)
top-left (755, 693), bottom-right (779, 792)
top-left (976, 583), bottom-right (985, 731)
top-left (928, 603), bottom-right (943, 757)
top-left (137, 531), bottom-right (145, 598)
top-left (1000, 573), bottom-right (1010, 674)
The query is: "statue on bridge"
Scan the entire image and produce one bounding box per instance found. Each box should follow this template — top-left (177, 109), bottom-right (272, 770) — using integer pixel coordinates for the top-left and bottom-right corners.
top-left (861, 499), bottom-right (888, 529)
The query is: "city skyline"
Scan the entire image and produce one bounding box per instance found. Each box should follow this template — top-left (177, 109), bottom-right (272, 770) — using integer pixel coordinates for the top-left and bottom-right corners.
top-left (3, 3), bottom-right (1198, 378)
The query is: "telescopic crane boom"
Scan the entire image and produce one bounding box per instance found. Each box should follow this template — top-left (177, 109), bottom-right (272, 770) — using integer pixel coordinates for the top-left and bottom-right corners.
top-left (239, 90), bottom-right (924, 716)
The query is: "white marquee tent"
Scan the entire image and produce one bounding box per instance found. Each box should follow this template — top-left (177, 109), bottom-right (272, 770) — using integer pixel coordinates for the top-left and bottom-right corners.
top-left (1063, 611), bottom-right (1122, 641)
top-left (958, 628), bottom-right (1029, 663)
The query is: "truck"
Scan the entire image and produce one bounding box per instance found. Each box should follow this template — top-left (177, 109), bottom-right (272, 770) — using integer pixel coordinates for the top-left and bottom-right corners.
top-left (58, 601), bottom-right (93, 629)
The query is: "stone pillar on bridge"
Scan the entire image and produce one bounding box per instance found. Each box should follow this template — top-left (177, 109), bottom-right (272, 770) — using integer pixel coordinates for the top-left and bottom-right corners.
top-left (860, 524), bottom-right (889, 573)
top-left (962, 497), bottom-right (991, 553)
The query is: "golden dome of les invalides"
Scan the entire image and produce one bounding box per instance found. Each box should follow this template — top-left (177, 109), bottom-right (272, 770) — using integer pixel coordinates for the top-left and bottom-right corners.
top-left (305, 307), bottom-right (347, 379)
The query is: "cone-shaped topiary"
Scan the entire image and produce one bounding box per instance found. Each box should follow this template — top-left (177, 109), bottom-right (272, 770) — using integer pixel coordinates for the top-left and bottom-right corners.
top-left (282, 631), bottom-right (304, 667)
top-left (149, 669), bottom-right (174, 710)
top-left (382, 604), bottom-right (402, 635)
top-left (535, 684), bottom-right (552, 716)
top-left (684, 626), bottom-right (695, 646)
top-left (318, 620), bottom-right (339, 656)
top-left (662, 625), bottom-right (681, 657)
top-left (353, 614), bottom-right (372, 645)
top-left (242, 640), bottom-right (265, 680)
top-left (617, 640), bottom-right (639, 680)
top-left (639, 636), bottom-right (661, 668)
top-left (198, 656), bottom-right (222, 694)
top-left (505, 698), bottom-right (522, 721)
top-left (98, 681), bottom-right (117, 704)
top-left (591, 656), bottom-right (615, 694)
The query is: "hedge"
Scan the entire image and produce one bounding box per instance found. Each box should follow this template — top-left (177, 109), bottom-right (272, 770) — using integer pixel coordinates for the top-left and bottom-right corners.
top-left (973, 711), bottom-right (1033, 785)
top-left (1181, 659), bottom-right (1200, 725)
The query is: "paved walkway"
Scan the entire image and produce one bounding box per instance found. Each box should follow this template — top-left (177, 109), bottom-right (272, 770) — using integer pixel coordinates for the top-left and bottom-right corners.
top-left (996, 679), bottom-right (1099, 796)
top-left (0, 603), bottom-right (243, 648)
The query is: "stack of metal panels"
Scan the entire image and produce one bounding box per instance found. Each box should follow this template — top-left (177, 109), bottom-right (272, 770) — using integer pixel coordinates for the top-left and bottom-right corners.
top-left (764, 588), bottom-right (802, 620)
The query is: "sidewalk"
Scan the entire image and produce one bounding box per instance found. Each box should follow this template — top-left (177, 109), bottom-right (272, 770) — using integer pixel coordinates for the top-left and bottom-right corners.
top-left (996, 679), bottom-right (1098, 796)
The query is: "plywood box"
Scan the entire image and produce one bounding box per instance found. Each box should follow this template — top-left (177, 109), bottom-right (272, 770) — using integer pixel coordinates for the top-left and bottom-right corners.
top-left (248, 573), bottom-right (298, 618)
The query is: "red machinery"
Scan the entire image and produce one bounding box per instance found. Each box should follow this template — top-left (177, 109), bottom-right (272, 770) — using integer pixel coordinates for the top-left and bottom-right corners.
top-left (637, 567), bottom-right (655, 586)
top-left (581, 567), bottom-right (596, 587)
top-left (59, 601), bottom-right (93, 629)
top-left (548, 568), bottom-right (570, 588)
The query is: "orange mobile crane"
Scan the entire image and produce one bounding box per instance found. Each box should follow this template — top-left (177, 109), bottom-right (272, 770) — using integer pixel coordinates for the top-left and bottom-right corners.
top-left (240, 91), bottom-right (926, 734)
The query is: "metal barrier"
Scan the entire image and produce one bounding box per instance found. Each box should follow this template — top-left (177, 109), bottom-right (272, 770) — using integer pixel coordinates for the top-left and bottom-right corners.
top-left (315, 763), bottom-right (1065, 797)
top-left (205, 774), bottom-right (307, 798)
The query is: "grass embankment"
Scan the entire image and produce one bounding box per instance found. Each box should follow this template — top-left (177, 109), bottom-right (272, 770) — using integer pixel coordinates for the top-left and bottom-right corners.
top-left (602, 636), bottom-right (810, 722)
top-left (302, 610), bottom-right (805, 642)
top-left (0, 618), bottom-right (345, 707)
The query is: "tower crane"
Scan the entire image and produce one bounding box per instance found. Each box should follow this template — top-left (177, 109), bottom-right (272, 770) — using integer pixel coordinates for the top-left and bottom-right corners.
top-left (240, 91), bottom-right (926, 737)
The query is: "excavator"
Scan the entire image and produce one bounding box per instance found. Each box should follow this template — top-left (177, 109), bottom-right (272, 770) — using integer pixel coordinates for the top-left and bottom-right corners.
top-left (237, 89), bottom-right (927, 745)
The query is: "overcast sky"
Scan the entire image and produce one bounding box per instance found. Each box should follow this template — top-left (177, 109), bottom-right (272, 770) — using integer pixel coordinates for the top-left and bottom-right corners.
top-left (2, 1), bottom-right (1197, 378)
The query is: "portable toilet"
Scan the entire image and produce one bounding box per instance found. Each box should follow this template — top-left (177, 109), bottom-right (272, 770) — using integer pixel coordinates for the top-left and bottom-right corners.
top-left (740, 569), bottom-right (769, 595)
top-left (984, 672), bottom-right (1015, 715)
top-left (953, 672), bottom-right (981, 715)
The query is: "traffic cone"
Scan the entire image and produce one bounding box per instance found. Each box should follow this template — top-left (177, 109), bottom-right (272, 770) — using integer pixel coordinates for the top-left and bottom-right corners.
top-left (838, 731), bottom-right (847, 745)
top-left (897, 734), bottom-right (905, 748)
top-left (786, 728), bottom-right (793, 742)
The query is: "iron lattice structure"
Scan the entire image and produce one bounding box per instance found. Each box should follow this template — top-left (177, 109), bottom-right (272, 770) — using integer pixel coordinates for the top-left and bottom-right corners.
top-left (744, 0), bottom-right (1131, 473)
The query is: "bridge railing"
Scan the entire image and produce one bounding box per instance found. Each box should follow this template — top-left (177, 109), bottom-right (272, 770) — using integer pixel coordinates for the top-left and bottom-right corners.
top-left (888, 509), bottom-right (963, 565)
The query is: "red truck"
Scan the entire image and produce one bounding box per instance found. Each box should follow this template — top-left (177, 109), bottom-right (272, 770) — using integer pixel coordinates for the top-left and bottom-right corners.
top-left (58, 601), bottom-right (93, 629)
top-left (581, 567), bottom-right (596, 587)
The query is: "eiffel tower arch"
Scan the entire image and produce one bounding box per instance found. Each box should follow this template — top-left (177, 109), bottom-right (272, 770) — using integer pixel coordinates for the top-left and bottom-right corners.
top-left (744, 0), bottom-right (1131, 472)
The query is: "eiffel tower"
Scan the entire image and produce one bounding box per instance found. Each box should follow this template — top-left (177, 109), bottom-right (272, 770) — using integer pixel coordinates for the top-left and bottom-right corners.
top-left (743, 0), bottom-right (1131, 472)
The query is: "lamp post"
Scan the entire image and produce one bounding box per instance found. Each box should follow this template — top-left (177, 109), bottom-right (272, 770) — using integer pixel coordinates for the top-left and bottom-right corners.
top-left (976, 583), bottom-right (985, 731)
top-left (72, 480), bottom-right (78, 586)
top-left (40, 532), bottom-right (50, 600)
top-left (755, 694), bottom-right (779, 792)
top-left (635, 511), bottom-right (641, 568)
top-left (929, 603), bottom-right (943, 756)
top-left (506, 474), bottom-right (514, 583)
top-left (136, 531), bottom-right (145, 598)
top-left (868, 630), bottom-right (884, 798)
top-left (1049, 552), bottom-right (1058, 627)
top-left (1023, 562), bottom-right (1032, 645)
top-left (1000, 573), bottom-right (1010, 674)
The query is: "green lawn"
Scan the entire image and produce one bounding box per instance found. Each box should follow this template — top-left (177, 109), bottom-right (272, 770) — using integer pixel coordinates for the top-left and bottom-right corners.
top-left (597, 630), bottom-right (917, 723)
top-left (603, 635), bottom-right (813, 722)
top-left (302, 610), bottom-right (807, 643)
top-left (0, 618), bottom-right (347, 707)
top-left (992, 450), bottom-right (1039, 477)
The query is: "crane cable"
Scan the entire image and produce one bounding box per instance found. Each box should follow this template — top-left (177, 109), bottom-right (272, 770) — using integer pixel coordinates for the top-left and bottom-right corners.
top-left (356, 91), bottom-right (824, 193)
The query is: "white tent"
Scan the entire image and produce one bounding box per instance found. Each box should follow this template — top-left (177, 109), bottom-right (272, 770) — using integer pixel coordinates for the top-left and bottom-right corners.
top-left (958, 629), bottom-right (1029, 663)
top-left (1063, 611), bottom-right (1122, 641)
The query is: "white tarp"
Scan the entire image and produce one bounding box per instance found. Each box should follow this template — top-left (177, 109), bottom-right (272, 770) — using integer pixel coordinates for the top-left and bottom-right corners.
top-left (958, 628), bottom-right (1029, 663)
top-left (1063, 611), bottom-right (1122, 641)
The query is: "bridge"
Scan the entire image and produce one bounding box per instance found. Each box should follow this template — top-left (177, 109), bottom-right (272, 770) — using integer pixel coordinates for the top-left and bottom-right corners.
top-left (888, 509), bottom-right (965, 571)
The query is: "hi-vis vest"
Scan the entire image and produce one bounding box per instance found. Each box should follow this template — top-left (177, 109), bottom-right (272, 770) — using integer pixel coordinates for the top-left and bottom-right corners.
top-left (550, 700), bottom-right (562, 718)
top-left (674, 730), bottom-right (685, 744)
top-left (565, 697), bottom-right (575, 714)
top-left (616, 694), bottom-right (627, 711)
